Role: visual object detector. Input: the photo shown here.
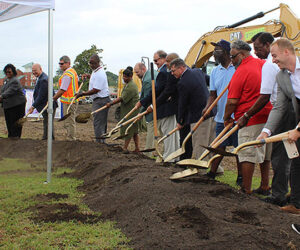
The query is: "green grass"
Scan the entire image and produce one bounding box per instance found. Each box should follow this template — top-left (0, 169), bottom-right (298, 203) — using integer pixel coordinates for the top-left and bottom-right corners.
top-left (217, 169), bottom-right (261, 190)
top-left (0, 158), bottom-right (130, 249)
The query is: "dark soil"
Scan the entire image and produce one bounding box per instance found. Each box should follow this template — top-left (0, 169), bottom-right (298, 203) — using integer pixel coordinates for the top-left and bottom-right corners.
top-left (0, 138), bottom-right (299, 250)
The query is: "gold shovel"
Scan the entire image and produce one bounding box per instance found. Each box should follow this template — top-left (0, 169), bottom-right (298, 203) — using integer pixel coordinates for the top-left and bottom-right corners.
top-left (58, 81), bottom-right (84, 122)
top-left (169, 124), bottom-right (238, 179)
top-left (156, 127), bottom-right (180, 160)
top-left (112, 117), bottom-right (140, 140)
top-left (101, 110), bottom-right (149, 139)
top-left (16, 111), bottom-right (31, 127)
top-left (75, 105), bottom-right (110, 123)
top-left (202, 131), bottom-right (290, 157)
top-left (164, 83), bottom-right (230, 162)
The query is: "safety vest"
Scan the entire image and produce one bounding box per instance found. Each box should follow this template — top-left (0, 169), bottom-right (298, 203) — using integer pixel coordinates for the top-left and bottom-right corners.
top-left (58, 68), bottom-right (79, 104)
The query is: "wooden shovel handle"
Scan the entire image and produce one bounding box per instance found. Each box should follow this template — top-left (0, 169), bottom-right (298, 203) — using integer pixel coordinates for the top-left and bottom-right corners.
top-left (91, 105), bottom-right (108, 115)
top-left (37, 103), bottom-right (49, 119)
top-left (235, 131), bottom-right (289, 152)
top-left (213, 124), bottom-right (239, 148)
top-left (117, 106), bottom-right (138, 126)
top-left (198, 122), bottom-right (233, 160)
top-left (151, 62), bottom-right (158, 138)
top-left (67, 81), bottom-right (84, 113)
top-left (191, 84), bottom-right (229, 133)
top-left (118, 110), bottom-right (148, 128)
top-left (157, 127), bottom-right (180, 144)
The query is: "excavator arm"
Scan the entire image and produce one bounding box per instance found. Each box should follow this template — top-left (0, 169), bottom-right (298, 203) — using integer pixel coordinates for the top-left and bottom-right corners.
top-left (185, 3), bottom-right (300, 68)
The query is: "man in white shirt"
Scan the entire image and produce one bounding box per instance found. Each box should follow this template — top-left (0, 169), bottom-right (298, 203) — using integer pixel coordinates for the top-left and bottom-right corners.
top-left (237, 33), bottom-right (294, 205)
top-left (76, 54), bottom-right (110, 143)
top-left (257, 38), bottom-right (300, 214)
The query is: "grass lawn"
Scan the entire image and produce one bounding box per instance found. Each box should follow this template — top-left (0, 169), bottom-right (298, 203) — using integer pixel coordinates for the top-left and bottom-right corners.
top-left (0, 158), bottom-right (130, 249)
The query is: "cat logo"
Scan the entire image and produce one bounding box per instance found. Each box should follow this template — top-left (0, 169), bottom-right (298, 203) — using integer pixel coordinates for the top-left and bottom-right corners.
top-left (230, 32), bottom-right (243, 41)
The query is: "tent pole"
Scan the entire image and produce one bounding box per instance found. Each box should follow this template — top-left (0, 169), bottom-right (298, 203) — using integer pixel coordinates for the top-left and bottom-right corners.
top-left (46, 8), bottom-right (54, 183)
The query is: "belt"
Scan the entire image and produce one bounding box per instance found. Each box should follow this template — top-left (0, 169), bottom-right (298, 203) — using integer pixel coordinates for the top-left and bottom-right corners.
top-left (93, 96), bottom-right (109, 101)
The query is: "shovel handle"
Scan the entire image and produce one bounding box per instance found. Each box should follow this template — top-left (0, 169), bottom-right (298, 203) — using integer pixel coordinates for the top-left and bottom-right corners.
top-left (157, 127), bottom-right (180, 144)
top-left (198, 122), bottom-right (233, 160)
top-left (67, 81), bottom-right (84, 114)
top-left (119, 110), bottom-right (148, 128)
top-left (91, 105), bottom-right (108, 115)
top-left (235, 131), bottom-right (289, 153)
top-left (191, 84), bottom-right (229, 133)
top-left (37, 103), bottom-right (48, 119)
top-left (117, 106), bottom-right (138, 126)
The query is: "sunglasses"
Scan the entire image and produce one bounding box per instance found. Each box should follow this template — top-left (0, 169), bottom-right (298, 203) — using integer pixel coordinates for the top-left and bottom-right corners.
top-left (153, 58), bottom-right (160, 63)
top-left (230, 52), bottom-right (241, 59)
top-left (58, 62), bottom-right (65, 65)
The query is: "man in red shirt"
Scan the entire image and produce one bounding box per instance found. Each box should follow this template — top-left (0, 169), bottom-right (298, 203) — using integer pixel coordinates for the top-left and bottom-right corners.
top-left (224, 40), bottom-right (273, 194)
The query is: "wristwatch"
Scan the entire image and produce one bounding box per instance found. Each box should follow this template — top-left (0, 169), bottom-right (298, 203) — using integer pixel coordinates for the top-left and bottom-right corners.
top-left (296, 125), bottom-right (300, 132)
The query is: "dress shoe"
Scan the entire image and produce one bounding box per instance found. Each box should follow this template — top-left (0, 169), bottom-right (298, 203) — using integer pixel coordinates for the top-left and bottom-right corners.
top-left (252, 187), bottom-right (271, 196)
top-left (261, 196), bottom-right (287, 207)
top-left (280, 204), bottom-right (300, 214)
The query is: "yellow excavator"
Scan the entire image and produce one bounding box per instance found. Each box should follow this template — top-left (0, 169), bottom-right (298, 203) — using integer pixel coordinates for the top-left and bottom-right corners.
top-left (185, 3), bottom-right (300, 69)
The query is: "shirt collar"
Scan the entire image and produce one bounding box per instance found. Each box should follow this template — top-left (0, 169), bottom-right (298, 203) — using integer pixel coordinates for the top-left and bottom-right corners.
top-left (295, 57), bottom-right (300, 71)
top-left (158, 63), bottom-right (166, 72)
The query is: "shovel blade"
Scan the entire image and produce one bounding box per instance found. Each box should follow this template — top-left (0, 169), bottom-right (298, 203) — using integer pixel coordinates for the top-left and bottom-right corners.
top-left (200, 145), bottom-right (237, 157)
top-left (170, 168), bottom-right (199, 180)
top-left (16, 118), bottom-right (27, 127)
top-left (164, 148), bottom-right (184, 162)
top-left (58, 113), bottom-right (71, 122)
top-left (176, 159), bottom-right (210, 168)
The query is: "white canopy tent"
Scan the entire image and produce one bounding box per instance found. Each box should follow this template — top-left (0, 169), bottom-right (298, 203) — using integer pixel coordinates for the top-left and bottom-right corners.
top-left (0, 0), bottom-right (55, 183)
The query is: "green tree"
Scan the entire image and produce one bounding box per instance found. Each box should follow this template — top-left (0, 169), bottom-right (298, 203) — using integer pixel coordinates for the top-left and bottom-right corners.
top-left (106, 71), bottom-right (118, 87)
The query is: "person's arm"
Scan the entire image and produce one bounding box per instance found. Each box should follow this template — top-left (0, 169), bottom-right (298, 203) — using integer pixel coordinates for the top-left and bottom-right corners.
top-left (1, 78), bottom-right (21, 98)
top-left (32, 78), bottom-right (48, 109)
top-left (53, 75), bottom-right (70, 101)
top-left (76, 88), bottom-right (99, 99)
top-left (223, 98), bottom-right (239, 126)
top-left (202, 90), bottom-right (217, 118)
top-left (237, 94), bottom-right (270, 128)
top-left (106, 97), bottom-right (122, 108)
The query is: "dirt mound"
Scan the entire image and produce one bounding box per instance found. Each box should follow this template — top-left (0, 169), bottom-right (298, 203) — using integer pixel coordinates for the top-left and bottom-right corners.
top-left (0, 138), bottom-right (299, 249)
top-left (28, 203), bottom-right (101, 223)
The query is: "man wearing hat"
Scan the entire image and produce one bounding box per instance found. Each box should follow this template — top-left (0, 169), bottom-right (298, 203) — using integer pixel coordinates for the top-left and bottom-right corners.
top-left (202, 39), bottom-right (242, 183)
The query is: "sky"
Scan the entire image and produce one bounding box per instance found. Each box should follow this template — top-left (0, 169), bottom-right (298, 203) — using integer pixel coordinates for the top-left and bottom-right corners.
top-left (0, 0), bottom-right (300, 76)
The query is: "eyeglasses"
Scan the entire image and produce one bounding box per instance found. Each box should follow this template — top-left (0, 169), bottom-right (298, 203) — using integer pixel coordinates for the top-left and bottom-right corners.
top-left (230, 52), bottom-right (241, 59)
top-left (154, 58), bottom-right (160, 63)
top-left (214, 49), bottom-right (224, 53)
top-left (170, 68), bottom-right (178, 73)
top-left (58, 62), bottom-right (65, 65)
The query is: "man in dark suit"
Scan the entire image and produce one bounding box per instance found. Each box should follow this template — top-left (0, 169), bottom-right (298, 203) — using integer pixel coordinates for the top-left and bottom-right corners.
top-left (170, 58), bottom-right (211, 158)
top-left (136, 50), bottom-right (180, 162)
top-left (29, 63), bottom-right (58, 140)
top-left (257, 38), bottom-right (300, 214)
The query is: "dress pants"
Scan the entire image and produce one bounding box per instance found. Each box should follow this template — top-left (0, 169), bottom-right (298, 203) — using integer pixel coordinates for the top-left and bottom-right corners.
top-left (179, 124), bottom-right (193, 160)
top-left (290, 140), bottom-right (300, 208)
top-left (92, 97), bottom-right (110, 143)
top-left (42, 107), bottom-right (56, 140)
top-left (157, 114), bottom-right (180, 162)
top-left (191, 117), bottom-right (216, 159)
top-left (4, 103), bottom-right (25, 138)
top-left (270, 108), bottom-right (295, 201)
top-left (144, 121), bottom-right (154, 157)
top-left (63, 102), bottom-right (77, 140)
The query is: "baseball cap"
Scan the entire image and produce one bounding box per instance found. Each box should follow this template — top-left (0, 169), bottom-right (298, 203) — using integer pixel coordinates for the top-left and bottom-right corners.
top-left (211, 39), bottom-right (231, 52)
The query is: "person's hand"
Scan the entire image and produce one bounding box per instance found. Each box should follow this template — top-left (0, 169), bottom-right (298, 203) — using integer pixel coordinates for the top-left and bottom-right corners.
top-left (237, 115), bottom-right (249, 128)
top-left (28, 106), bottom-right (34, 114)
top-left (288, 129), bottom-right (300, 143)
top-left (224, 118), bottom-right (234, 128)
top-left (146, 106), bottom-right (153, 113)
top-left (81, 74), bottom-right (90, 81)
top-left (106, 102), bottom-right (112, 108)
top-left (201, 107), bottom-right (209, 119)
top-left (177, 123), bottom-right (184, 130)
top-left (257, 132), bottom-right (268, 140)
top-left (135, 101), bottom-right (142, 109)
top-left (75, 92), bottom-right (83, 99)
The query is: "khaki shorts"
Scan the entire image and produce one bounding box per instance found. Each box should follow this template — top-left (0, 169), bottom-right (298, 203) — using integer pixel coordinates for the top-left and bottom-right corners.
top-left (238, 123), bottom-right (272, 164)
